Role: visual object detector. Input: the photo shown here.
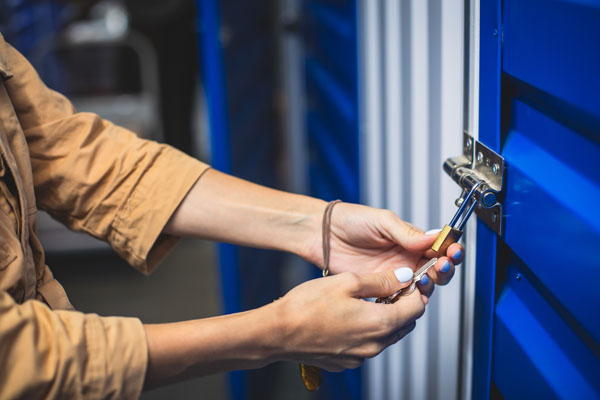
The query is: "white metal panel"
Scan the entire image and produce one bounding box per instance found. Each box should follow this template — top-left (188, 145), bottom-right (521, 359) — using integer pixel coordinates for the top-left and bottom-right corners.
top-left (359, 0), bottom-right (469, 399)
top-left (433, 0), bottom-right (466, 399)
top-left (382, 1), bottom-right (405, 399)
top-left (406, 0), bottom-right (431, 398)
top-left (357, 1), bottom-right (386, 399)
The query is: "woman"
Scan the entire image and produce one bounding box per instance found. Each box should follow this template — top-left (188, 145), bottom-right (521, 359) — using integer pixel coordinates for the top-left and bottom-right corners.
top-left (0, 34), bottom-right (462, 398)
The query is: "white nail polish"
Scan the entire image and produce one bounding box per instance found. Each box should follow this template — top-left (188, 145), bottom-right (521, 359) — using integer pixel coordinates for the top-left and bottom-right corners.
top-left (394, 267), bottom-right (413, 283)
top-left (425, 228), bottom-right (442, 235)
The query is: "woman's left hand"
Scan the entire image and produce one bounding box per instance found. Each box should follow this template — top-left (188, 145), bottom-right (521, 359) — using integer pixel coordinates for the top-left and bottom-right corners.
top-left (303, 203), bottom-right (464, 287)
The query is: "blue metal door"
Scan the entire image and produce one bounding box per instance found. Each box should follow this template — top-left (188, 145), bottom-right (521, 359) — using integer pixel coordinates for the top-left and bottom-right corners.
top-left (303, 1), bottom-right (361, 399)
top-left (304, 0), bottom-right (360, 205)
top-left (197, 1), bottom-right (284, 399)
top-left (474, 1), bottom-right (600, 398)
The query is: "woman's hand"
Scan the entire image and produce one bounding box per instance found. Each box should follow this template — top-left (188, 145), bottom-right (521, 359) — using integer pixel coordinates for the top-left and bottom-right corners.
top-left (143, 265), bottom-right (427, 387)
top-left (271, 267), bottom-right (427, 371)
top-left (303, 203), bottom-right (464, 288)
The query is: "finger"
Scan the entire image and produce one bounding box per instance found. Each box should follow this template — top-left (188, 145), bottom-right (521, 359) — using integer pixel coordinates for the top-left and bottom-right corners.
top-left (417, 272), bottom-right (435, 297)
top-left (447, 243), bottom-right (464, 264)
top-left (380, 320), bottom-right (417, 349)
top-left (423, 257), bottom-right (456, 286)
top-left (351, 267), bottom-right (414, 299)
top-left (383, 289), bottom-right (427, 330)
top-left (382, 215), bottom-right (440, 252)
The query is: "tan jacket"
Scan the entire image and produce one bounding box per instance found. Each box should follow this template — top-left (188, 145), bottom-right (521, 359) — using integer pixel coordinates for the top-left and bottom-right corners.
top-left (0, 34), bottom-right (208, 399)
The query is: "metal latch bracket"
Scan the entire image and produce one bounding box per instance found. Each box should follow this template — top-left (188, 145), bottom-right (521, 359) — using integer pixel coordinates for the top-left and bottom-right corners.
top-left (443, 132), bottom-right (504, 235)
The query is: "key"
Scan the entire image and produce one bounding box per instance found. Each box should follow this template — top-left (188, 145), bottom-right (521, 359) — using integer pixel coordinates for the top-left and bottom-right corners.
top-left (376, 257), bottom-right (438, 304)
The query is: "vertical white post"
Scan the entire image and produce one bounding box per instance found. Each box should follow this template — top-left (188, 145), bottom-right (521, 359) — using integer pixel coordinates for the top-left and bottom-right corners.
top-left (406, 0), bottom-right (430, 399)
top-left (433, 0), bottom-right (465, 399)
top-left (358, 0), bottom-right (385, 399)
top-left (460, 1), bottom-right (480, 399)
top-left (382, 1), bottom-right (404, 399)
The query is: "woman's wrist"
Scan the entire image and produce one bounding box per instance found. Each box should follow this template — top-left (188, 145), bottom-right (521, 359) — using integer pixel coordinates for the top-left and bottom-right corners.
top-left (281, 196), bottom-right (327, 266)
top-left (144, 304), bottom-right (291, 387)
top-left (164, 169), bottom-right (327, 261)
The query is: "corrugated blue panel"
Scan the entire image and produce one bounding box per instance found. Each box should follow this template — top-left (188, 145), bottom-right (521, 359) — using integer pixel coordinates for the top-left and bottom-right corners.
top-left (502, 101), bottom-right (600, 342)
top-left (0, 1), bottom-right (68, 92)
top-left (0, 0), bottom-right (66, 57)
top-left (303, 1), bottom-right (361, 399)
top-left (493, 265), bottom-right (600, 399)
top-left (197, 1), bottom-right (283, 399)
top-left (502, 0), bottom-right (600, 130)
top-left (304, 0), bottom-right (359, 206)
top-left (307, 112), bottom-right (357, 200)
top-left (475, 0), bottom-right (600, 398)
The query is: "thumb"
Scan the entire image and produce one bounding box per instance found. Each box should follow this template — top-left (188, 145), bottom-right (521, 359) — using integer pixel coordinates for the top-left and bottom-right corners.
top-left (353, 267), bottom-right (414, 299)
top-left (384, 218), bottom-right (439, 252)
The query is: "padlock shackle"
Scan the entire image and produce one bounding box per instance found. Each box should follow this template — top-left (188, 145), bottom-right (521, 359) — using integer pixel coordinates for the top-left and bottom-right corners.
top-left (457, 197), bottom-right (478, 231)
top-left (449, 181), bottom-right (483, 228)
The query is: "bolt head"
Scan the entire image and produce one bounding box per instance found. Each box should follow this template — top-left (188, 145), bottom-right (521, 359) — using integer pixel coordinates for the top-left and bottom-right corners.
top-left (477, 152), bottom-right (483, 163)
top-left (492, 163), bottom-right (500, 175)
top-left (482, 192), bottom-right (496, 207)
top-left (492, 212), bottom-right (498, 222)
top-left (455, 197), bottom-right (465, 207)
top-left (515, 273), bottom-right (522, 281)
top-left (466, 138), bottom-right (473, 150)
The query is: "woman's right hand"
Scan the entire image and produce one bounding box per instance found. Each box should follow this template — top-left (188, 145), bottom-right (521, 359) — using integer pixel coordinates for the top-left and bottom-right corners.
top-left (269, 267), bottom-right (427, 371)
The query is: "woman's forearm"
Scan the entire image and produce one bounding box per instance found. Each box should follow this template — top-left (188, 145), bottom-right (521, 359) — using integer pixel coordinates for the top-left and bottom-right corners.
top-left (142, 267), bottom-right (428, 390)
top-left (143, 303), bottom-right (284, 389)
top-left (163, 169), bottom-right (326, 262)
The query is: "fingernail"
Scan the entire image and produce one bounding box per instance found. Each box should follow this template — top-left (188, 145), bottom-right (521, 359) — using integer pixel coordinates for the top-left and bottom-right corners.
top-left (452, 249), bottom-right (463, 262)
top-left (425, 228), bottom-right (442, 235)
top-left (420, 274), bottom-right (429, 286)
top-left (441, 261), bottom-right (451, 273)
top-left (394, 267), bottom-right (413, 283)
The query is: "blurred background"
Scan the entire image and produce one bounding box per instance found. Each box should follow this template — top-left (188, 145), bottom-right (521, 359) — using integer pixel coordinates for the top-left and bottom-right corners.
top-left (0, 0), bottom-right (467, 399)
top-left (5, 0), bottom-right (598, 399)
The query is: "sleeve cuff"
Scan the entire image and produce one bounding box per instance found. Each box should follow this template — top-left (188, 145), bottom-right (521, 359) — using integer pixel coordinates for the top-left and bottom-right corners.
top-left (109, 145), bottom-right (209, 274)
top-left (81, 314), bottom-right (149, 399)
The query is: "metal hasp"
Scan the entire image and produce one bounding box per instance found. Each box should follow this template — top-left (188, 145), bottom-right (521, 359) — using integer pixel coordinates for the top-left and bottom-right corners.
top-left (443, 132), bottom-right (505, 235)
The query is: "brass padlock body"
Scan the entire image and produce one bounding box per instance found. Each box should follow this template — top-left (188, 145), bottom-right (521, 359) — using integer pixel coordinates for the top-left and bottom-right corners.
top-left (299, 364), bottom-right (322, 391)
top-left (431, 225), bottom-right (463, 256)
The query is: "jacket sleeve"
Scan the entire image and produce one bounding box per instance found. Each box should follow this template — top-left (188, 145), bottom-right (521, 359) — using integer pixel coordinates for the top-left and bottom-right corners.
top-left (0, 291), bottom-right (148, 399)
top-left (0, 36), bottom-right (209, 274)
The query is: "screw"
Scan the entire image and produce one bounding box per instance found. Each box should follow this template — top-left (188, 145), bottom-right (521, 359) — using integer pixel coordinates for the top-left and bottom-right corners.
top-left (492, 212), bottom-right (498, 223)
top-left (466, 138), bottom-right (473, 150)
top-left (455, 197), bottom-right (465, 207)
top-left (515, 273), bottom-right (521, 281)
top-left (477, 152), bottom-right (483, 163)
top-left (492, 163), bottom-right (500, 175)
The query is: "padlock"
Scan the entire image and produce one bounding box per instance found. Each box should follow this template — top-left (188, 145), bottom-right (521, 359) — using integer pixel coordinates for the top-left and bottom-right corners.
top-left (431, 224), bottom-right (463, 256)
top-left (431, 181), bottom-right (482, 256)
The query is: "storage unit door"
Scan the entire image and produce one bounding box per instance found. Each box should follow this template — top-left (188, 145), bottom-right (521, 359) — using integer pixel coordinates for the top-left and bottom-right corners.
top-left (474, 1), bottom-right (600, 398)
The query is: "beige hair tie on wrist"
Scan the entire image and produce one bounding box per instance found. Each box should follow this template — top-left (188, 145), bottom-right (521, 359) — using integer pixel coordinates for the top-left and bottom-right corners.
top-left (321, 199), bottom-right (341, 277)
top-left (299, 199), bottom-right (342, 392)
